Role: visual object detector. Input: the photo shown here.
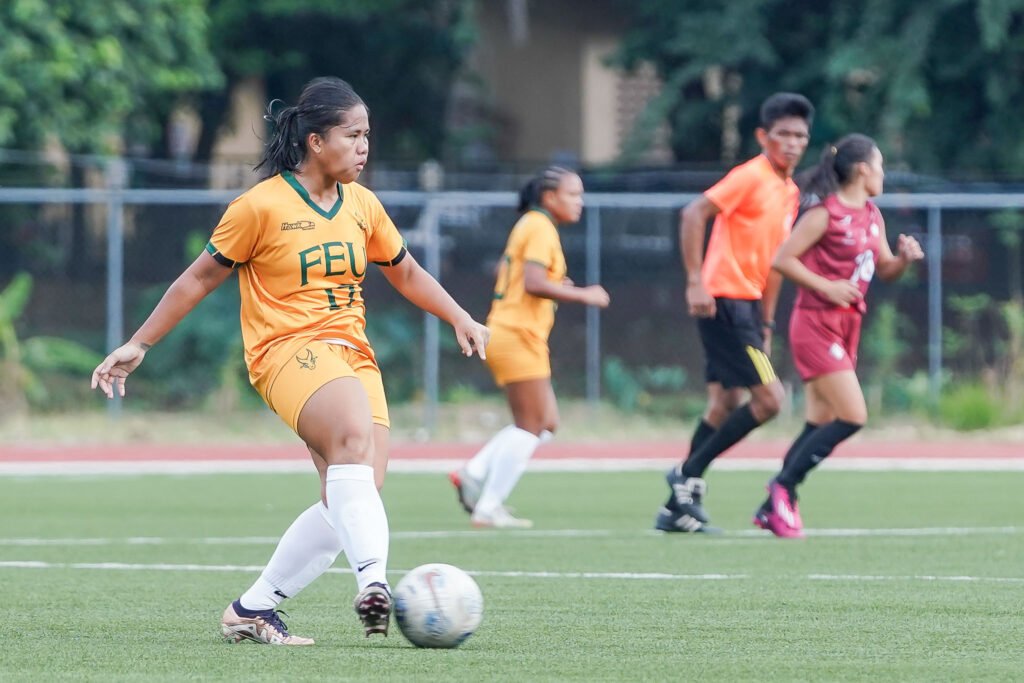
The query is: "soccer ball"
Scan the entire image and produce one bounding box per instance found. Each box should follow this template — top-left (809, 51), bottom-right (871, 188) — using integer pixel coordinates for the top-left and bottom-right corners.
top-left (393, 563), bottom-right (484, 648)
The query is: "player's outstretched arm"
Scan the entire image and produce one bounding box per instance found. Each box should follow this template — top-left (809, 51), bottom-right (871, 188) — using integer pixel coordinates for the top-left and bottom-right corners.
top-left (90, 250), bottom-right (234, 398)
top-left (379, 253), bottom-right (490, 358)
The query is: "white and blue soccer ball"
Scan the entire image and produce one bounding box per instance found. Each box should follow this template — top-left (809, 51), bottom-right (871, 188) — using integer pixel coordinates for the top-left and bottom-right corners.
top-left (393, 563), bottom-right (484, 648)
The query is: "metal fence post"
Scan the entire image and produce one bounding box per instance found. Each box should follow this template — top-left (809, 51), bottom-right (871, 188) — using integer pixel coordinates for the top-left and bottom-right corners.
top-left (585, 205), bottom-right (602, 406)
top-left (421, 199), bottom-right (442, 433)
top-left (927, 205), bottom-right (944, 402)
top-left (105, 159), bottom-right (127, 418)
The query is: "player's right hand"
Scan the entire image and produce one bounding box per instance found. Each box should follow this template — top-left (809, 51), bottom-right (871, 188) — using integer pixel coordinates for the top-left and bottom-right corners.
top-left (452, 315), bottom-right (490, 360)
top-left (823, 279), bottom-right (863, 307)
top-left (91, 341), bottom-right (148, 399)
top-left (686, 281), bottom-right (716, 318)
top-left (581, 285), bottom-right (610, 308)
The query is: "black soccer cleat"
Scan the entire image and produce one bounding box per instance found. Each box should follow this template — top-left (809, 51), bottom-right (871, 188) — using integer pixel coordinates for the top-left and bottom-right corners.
top-left (354, 582), bottom-right (392, 637)
top-left (664, 468), bottom-right (711, 523)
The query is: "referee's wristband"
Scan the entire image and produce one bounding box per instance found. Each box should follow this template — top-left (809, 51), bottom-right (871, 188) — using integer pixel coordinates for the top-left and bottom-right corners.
top-left (761, 320), bottom-right (776, 331)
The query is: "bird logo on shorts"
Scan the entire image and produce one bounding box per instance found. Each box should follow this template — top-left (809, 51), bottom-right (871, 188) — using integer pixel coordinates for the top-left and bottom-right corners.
top-left (296, 348), bottom-right (317, 370)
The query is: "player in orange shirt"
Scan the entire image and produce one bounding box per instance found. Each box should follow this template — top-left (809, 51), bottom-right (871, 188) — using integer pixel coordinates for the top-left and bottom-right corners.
top-left (656, 92), bottom-right (814, 533)
top-left (90, 77), bottom-right (489, 644)
top-left (449, 167), bottom-right (610, 528)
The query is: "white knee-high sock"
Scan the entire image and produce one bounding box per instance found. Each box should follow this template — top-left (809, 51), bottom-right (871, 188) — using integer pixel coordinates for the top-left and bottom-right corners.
top-left (464, 425), bottom-right (517, 481)
top-left (239, 502), bottom-right (344, 611)
top-left (325, 464), bottom-right (389, 590)
top-left (474, 427), bottom-right (540, 515)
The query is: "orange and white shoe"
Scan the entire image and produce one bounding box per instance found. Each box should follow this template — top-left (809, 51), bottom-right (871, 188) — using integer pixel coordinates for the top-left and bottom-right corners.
top-left (471, 506), bottom-right (533, 529)
top-left (448, 468), bottom-right (483, 514)
top-left (220, 601), bottom-right (314, 645)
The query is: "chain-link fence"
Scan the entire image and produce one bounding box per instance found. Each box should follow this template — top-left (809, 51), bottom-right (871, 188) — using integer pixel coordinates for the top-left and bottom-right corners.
top-left (3, 171), bottom-right (1023, 430)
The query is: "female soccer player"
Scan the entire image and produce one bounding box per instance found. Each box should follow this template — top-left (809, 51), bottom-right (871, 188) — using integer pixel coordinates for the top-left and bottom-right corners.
top-left (90, 77), bottom-right (490, 643)
top-left (756, 133), bottom-right (923, 538)
top-left (449, 167), bottom-right (610, 528)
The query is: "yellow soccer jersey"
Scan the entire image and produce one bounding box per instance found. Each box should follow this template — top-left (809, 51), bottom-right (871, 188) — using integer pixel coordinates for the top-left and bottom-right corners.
top-left (487, 209), bottom-right (567, 340)
top-left (207, 172), bottom-right (406, 383)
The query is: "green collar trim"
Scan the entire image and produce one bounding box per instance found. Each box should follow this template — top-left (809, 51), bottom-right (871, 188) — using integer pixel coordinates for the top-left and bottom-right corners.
top-left (532, 206), bottom-right (557, 225)
top-left (282, 171), bottom-right (344, 219)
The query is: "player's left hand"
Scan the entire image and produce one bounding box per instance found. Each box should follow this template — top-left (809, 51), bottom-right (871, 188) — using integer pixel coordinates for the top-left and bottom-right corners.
top-left (453, 315), bottom-right (490, 360)
top-left (897, 234), bottom-right (924, 262)
top-left (91, 341), bottom-right (148, 399)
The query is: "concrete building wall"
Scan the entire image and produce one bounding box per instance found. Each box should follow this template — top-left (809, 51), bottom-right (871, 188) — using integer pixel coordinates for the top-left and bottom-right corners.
top-left (472, 0), bottom-right (628, 165)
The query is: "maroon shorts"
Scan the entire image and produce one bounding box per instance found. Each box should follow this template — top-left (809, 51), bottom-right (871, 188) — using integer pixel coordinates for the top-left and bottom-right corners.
top-left (788, 307), bottom-right (863, 381)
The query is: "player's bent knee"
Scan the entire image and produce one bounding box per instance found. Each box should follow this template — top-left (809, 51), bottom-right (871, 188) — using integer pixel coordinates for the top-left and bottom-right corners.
top-left (322, 431), bottom-right (374, 466)
top-left (839, 409), bottom-right (868, 427)
top-left (752, 384), bottom-right (784, 419)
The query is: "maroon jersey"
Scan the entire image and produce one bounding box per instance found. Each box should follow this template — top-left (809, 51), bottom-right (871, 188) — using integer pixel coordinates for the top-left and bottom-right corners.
top-left (793, 194), bottom-right (883, 314)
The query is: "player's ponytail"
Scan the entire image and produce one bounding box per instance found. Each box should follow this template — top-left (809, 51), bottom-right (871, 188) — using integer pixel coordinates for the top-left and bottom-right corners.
top-left (516, 166), bottom-right (574, 213)
top-left (255, 77), bottom-right (367, 178)
top-left (256, 101), bottom-right (302, 177)
top-left (797, 133), bottom-right (877, 199)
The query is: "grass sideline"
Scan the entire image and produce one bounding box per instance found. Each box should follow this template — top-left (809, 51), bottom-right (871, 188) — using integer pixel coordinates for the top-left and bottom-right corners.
top-left (1, 470), bottom-right (1022, 681)
top-left (3, 402), bottom-right (1022, 446)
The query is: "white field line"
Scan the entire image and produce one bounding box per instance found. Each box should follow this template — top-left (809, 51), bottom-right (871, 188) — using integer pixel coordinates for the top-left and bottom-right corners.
top-left (2, 457), bottom-right (1024, 476)
top-left (1, 559), bottom-right (1023, 585)
top-left (0, 525), bottom-right (1019, 548)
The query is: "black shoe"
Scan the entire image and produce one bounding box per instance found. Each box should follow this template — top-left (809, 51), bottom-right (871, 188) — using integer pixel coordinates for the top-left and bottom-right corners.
top-left (354, 582), bottom-right (392, 637)
top-left (654, 506), bottom-right (722, 534)
top-left (664, 467), bottom-right (710, 524)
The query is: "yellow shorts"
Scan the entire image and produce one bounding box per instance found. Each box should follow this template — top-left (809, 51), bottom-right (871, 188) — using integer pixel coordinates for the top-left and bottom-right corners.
top-left (484, 324), bottom-right (551, 387)
top-left (254, 340), bottom-right (390, 432)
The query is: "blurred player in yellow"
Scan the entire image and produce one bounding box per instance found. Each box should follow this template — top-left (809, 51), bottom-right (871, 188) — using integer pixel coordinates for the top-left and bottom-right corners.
top-left (449, 167), bottom-right (610, 528)
top-left (90, 77), bottom-right (489, 645)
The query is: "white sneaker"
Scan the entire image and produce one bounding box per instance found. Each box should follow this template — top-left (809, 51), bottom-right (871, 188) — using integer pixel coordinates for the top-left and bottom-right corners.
top-left (220, 601), bottom-right (314, 645)
top-left (471, 506), bottom-right (533, 529)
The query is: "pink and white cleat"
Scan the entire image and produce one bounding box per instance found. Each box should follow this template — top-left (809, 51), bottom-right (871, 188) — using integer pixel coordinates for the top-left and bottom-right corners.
top-left (765, 480), bottom-right (805, 539)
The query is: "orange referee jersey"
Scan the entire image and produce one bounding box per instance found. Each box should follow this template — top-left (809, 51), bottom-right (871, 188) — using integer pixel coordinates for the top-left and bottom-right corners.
top-left (702, 154), bottom-right (799, 300)
top-left (486, 209), bottom-right (567, 341)
top-left (206, 171), bottom-right (406, 384)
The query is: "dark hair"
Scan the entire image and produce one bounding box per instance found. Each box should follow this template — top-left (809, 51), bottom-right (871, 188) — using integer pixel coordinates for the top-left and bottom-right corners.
top-left (759, 92), bottom-right (814, 131)
top-left (517, 166), bottom-right (575, 212)
top-left (254, 77), bottom-right (367, 178)
top-left (797, 133), bottom-right (878, 199)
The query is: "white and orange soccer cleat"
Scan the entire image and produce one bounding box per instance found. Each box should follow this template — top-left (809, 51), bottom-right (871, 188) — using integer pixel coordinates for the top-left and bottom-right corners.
top-left (448, 468), bottom-right (483, 514)
top-left (220, 601), bottom-right (314, 645)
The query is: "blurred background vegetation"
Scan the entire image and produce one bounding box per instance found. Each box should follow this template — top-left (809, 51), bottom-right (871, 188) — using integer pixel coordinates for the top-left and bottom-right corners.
top-left (2, 0), bottom-right (1024, 434)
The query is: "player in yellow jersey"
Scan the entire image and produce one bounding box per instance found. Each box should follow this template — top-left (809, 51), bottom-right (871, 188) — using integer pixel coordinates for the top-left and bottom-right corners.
top-left (90, 77), bottom-right (489, 645)
top-left (449, 167), bottom-right (610, 528)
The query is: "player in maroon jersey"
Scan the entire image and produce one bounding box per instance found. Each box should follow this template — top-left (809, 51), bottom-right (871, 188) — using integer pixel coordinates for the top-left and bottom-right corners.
top-left (755, 133), bottom-right (924, 538)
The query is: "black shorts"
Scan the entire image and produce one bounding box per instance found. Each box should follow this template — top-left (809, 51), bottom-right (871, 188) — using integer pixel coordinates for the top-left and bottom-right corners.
top-left (697, 298), bottom-right (777, 389)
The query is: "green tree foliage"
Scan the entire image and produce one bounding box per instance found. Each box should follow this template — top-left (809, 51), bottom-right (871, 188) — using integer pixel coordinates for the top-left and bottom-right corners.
top-left (614, 0), bottom-right (1024, 176)
top-left (197, 0), bottom-right (475, 161)
top-left (0, 0), bottom-right (223, 153)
